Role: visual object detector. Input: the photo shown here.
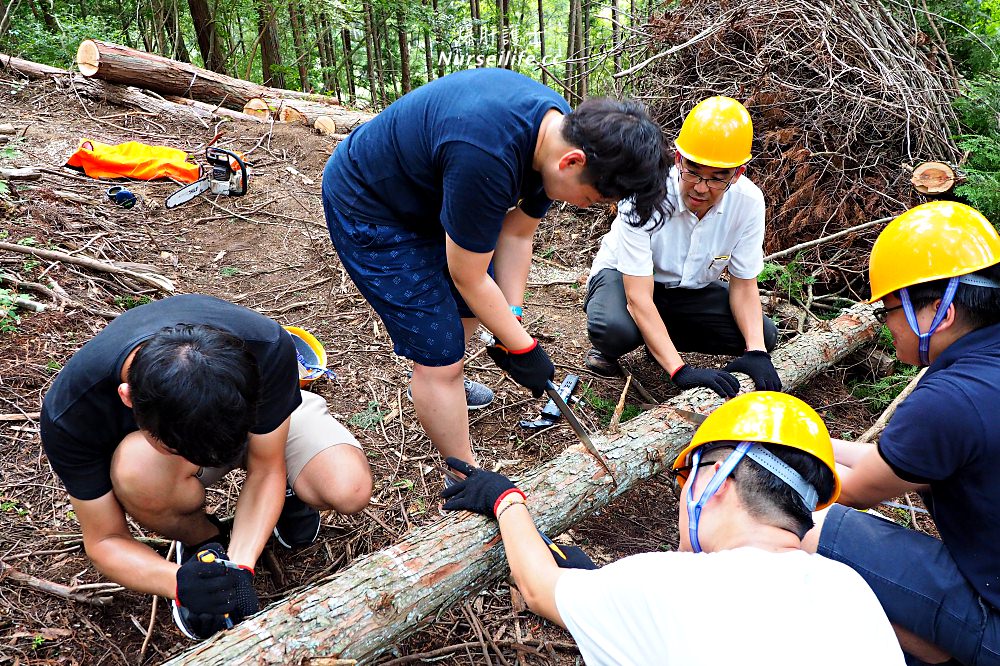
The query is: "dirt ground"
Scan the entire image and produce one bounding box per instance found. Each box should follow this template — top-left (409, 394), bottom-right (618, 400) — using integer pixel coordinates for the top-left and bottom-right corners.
top-left (0, 75), bottom-right (920, 665)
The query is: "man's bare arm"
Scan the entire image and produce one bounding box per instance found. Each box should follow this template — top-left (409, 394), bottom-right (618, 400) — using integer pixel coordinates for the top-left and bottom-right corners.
top-left (622, 273), bottom-right (684, 374)
top-left (227, 417), bottom-right (290, 569)
top-left (71, 491), bottom-right (179, 597)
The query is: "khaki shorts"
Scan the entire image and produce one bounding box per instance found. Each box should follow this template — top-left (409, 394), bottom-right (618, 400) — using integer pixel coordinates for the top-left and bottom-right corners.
top-left (196, 390), bottom-right (361, 487)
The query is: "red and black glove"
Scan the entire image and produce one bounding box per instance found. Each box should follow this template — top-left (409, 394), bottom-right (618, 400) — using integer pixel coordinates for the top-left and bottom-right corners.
top-left (440, 457), bottom-right (525, 518)
top-left (175, 544), bottom-right (257, 618)
top-left (486, 338), bottom-right (554, 398)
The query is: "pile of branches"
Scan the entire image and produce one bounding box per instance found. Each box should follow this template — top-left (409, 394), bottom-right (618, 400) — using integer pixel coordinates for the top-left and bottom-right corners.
top-left (629, 0), bottom-right (962, 286)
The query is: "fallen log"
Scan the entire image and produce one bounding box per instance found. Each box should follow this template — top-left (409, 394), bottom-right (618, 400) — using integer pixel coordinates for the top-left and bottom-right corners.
top-left (75, 40), bottom-right (372, 130)
top-left (0, 53), bottom-right (241, 126)
top-left (0, 53), bottom-right (65, 78)
top-left (164, 303), bottom-right (879, 665)
top-left (275, 100), bottom-right (369, 133)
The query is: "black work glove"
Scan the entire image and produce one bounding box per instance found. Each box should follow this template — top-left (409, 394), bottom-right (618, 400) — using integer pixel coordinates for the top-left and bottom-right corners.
top-left (175, 543), bottom-right (251, 616)
top-left (671, 364), bottom-right (740, 399)
top-left (723, 350), bottom-right (782, 391)
top-left (487, 339), bottom-right (554, 398)
top-left (440, 457), bottom-right (524, 518)
top-left (550, 543), bottom-right (599, 570)
top-left (229, 567), bottom-right (259, 621)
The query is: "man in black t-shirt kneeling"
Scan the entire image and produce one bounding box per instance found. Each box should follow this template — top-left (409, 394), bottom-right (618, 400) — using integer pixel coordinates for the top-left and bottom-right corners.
top-left (40, 294), bottom-right (372, 640)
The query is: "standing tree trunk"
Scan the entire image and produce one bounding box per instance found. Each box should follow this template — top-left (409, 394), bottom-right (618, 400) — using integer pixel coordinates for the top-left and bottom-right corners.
top-left (361, 0), bottom-right (380, 106)
top-left (313, 10), bottom-right (334, 91)
top-left (166, 0), bottom-right (190, 61)
top-left (187, 0), bottom-right (227, 73)
top-left (469, 0), bottom-right (480, 61)
top-left (327, 26), bottom-right (342, 103)
top-left (536, 0), bottom-right (545, 84)
top-left (396, 5), bottom-right (411, 94)
top-left (422, 0), bottom-right (433, 82)
top-left (373, 8), bottom-right (392, 100)
top-left (433, 0), bottom-right (445, 77)
top-left (611, 0), bottom-right (620, 76)
top-left (564, 0), bottom-right (577, 102)
top-left (342, 28), bottom-right (357, 104)
top-left (579, 0), bottom-right (589, 98)
top-left (288, 0), bottom-right (310, 92)
top-left (29, 0), bottom-right (57, 32)
top-left (256, 0), bottom-right (285, 88)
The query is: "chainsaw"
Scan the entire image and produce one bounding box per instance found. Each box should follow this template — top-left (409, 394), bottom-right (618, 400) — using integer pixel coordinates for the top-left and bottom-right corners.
top-left (165, 147), bottom-right (248, 208)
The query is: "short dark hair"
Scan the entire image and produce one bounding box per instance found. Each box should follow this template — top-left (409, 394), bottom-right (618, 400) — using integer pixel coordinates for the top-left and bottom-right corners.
top-left (128, 324), bottom-right (260, 467)
top-left (561, 97), bottom-right (671, 228)
top-left (703, 442), bottom-right (836, 539)
top-left (901, 262), bottom-right (1000, 331)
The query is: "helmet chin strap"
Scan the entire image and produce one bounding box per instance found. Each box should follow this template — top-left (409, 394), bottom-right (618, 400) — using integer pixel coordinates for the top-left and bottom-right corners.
top-left (686, 441), bottom-right (753, 554)
top-left (898, 278), bottom-right (959, 367)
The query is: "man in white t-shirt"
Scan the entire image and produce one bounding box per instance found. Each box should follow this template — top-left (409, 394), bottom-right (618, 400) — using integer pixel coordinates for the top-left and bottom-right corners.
top-left (585, 96), bottom-right (779, 398)
top-left (442, 392), bottom-right (905, 665)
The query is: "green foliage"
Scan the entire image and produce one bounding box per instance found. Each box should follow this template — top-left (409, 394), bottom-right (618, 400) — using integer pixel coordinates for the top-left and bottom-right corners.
top-left (850, 364), bottom-right (919, 413)
top-left (758, 255), bottom-right (815, 303)
top-left (922, 0), bottom-right (1000, 77)
top-left (113, 294), bottom-right (152, 310)
top-left (583, 386), bottom-right (641, 427)
top-left (0, 289), bottom-right (21, 334)
top-left (219, 266), bottom-right (240, 277)
top-left (955, 133), bottom-right (1000, 226)
top-left (46, 360), bottom-right (63, 373)
top-left (7, 8), bottom-right (123, 68)
top-left (349, 401), bottom-right (390, 429)
top-left (1, 499), bottom-right (28, 516)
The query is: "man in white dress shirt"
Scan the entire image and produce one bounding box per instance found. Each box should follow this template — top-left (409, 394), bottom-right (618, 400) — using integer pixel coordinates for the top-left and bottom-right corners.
top-left (584, 96), bottom-right (779, 398)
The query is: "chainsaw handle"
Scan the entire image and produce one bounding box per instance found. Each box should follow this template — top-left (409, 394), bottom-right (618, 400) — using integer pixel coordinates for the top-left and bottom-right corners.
top-left (205, 147), bottom-right (248, 197)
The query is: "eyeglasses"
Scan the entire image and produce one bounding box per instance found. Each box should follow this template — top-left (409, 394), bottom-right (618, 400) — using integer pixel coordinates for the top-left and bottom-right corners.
top-left (669, 461), bottom-right (717, 499)
top-left (677, 165), bottom-right (735, 191)
top-left (873, 304), bottom-right (904, 323)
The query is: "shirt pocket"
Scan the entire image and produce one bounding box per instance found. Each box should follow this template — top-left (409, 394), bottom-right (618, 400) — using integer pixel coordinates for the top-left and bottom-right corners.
top-left (701, 255), bottom-right (731, 283)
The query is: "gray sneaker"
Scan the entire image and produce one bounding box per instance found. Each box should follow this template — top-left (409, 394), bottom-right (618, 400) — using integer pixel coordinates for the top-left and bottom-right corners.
top-left (407, 377), bottom-right (495, 410)
top-left (584, 348), bottom-right (622, 377)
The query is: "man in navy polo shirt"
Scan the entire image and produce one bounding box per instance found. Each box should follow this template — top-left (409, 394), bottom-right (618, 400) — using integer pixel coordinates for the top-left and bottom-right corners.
top-left (802, 201), bottom-right (1000, 665)
top-left (322, 68), bottom-right (669, 470)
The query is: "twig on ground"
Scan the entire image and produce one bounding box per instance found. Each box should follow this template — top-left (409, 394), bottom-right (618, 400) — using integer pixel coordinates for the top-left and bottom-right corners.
top-left (0, 559), bottom-right (124, 606)
top-left (608, 374), bottom-right (633, 432)
top-left (0, 242), bottom-right (174, 292)
top-left (857, 368), bottom-right (927, 444)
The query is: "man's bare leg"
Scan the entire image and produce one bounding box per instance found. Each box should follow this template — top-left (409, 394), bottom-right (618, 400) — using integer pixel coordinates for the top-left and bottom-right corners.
top-left (110, 431), bottom-right (219, 546)
top-left (292, 445), bottom-right (373, 514)
top-left (411, 360), bottom-right (476, 464)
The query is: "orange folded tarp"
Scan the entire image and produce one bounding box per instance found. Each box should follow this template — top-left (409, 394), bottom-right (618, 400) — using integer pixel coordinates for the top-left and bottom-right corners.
top-left (65, 139), bottom-right (201, 182)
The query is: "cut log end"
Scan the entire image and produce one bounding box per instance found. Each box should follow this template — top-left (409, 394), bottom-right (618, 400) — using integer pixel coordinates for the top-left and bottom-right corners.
top-left (911, 161), bottom-right (956, 195)
top-left (278, 105), bottom-right (307, 124)
top-left (76, 40), bottom-right (101, 77)
top-left (243, 98), bottom-right (270, 120)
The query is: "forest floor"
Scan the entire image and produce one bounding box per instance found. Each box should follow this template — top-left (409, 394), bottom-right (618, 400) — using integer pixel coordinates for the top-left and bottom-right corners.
top-left (0, 75), bottom-right (927, 665)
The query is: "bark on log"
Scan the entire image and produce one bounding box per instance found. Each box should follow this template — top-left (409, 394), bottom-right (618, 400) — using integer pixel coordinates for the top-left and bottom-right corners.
top-left (75, 40), bottom-right (371, 131)
top-left (164, 303), bottom-right (880, 665)
top-left (1, 53), bottom-right (245, 126)
top-left (0, 53), bottom-right (65, 77)
top-left (275, 99), bottom-right (369, 132)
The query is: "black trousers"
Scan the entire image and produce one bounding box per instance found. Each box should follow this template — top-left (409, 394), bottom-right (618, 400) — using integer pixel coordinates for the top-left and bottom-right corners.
top-left (584, 268), bottom-right (777, 360)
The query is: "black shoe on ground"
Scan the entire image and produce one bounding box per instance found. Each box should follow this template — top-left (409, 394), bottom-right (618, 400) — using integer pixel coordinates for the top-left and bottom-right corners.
top-left (584, 348), bottom-right (622, 377)
top-left (172, 601), bottom-right (230, 640)
top-left (273, 486), bottom-right (321, 549)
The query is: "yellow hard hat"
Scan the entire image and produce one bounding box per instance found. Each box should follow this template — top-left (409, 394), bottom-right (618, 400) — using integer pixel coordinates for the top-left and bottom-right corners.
top-left (283, 326), bottom-right (329, 387)
top-left (672, 392), bottom-right (840, 509)
top-left (674, 96), bottom-right (753, 168)
top-left (868, 201), bottom-right (1000, 303)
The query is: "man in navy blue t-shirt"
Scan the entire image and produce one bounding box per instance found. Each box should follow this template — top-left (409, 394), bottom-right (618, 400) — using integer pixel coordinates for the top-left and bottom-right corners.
top-left (802, 202), bottom-right (1000, 665)
top-left (322, 68), bottom-right (669, 469)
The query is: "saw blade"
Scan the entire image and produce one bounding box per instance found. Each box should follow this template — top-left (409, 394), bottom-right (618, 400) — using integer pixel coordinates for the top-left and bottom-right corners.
top-left (165, 178), bottom-right (211, 209)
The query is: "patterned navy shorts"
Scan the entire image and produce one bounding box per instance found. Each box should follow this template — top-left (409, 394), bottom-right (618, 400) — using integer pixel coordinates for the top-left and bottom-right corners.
top-left (323, 196), bottom-right (474, 367)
